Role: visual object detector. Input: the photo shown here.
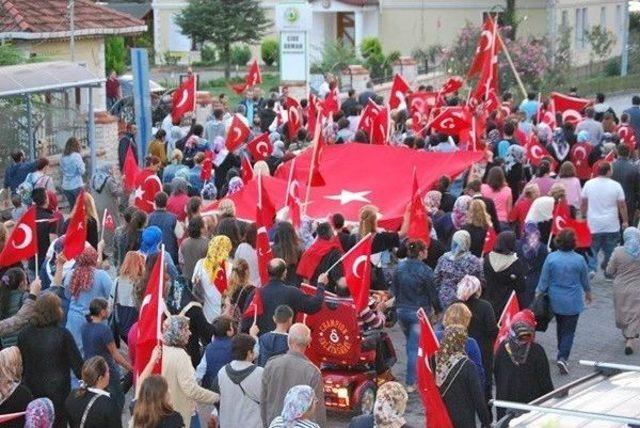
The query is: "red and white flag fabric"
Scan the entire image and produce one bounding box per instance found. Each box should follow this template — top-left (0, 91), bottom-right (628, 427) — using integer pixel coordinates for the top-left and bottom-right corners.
top-left (247, 132), bottom-right (273, 162)
top-left (407, 169), bottom-right (431, 246)
top-left (417, 308), bottom-right (453, 428)
top-left (358, 99), bottom-right (384, 136)
top-left (619, 124), bottom-right (637, 151)
top-left (171, 75), bottom-right (196, 122)
top-left (430, 107), bottom-right (472, 135)
top-left (439, 76), bottom-right (464, 96)
top-left (468, 18), bottom-right (500, 78)
top-left (308, 120), bottom-right (326, 187)
top-left (102, 209), bottom-right (116, 232)
top-left (284, 96), bottom-right (300, 110)
top-left (212, 262), bottom-right (228, 294)
top-left (407, 92), bottom-right (438, 116)
top-left (122, 144), bottom-right (140, 192)
top-left (246, 59), bottom-right (262, 87)
top-left (526, 140), bottom-right (552, 168)
top-left (0, 206), bottom-right (37, 267)
top-left (341, 233), bottom-right (373, 312)
top-left (320, 88), bottom-right (340, 118)
top-left (135, 250), bottom-right (164, 377)
top-left (482, 227), bottom-right (497, 255)
top-left (134, 169), bottom-right (162, 214)
top-left (389, 73), bottom-right (410, 110)
top-left (370, 107), bottom-right (390, 145)
top-left (569, 142), bottom-right (593, 180)
top-left (494, 291), bottom-right (520, 353)
top-left (549, 92), bottom-right (593, 114)
top-left (63, 190), bottom-right (87, 260)
top-left (551, 199), bottom-right (571, 236)
top-left (256, 172), bottom-right (276, 229)
top-left (225, 114), bottom-right (251, 152)
top-left (307, 93), bottom-right (318, 136)
top-left (240, 154), bottom-right (254, 184)
top-left (285, 159), bottom-right (302, 228)
top-left (566, 219), bottom-right (592, 248)
top-left (243, 288), bottom-right (264, 319)
top-left (200, 150), bottom-right (214, 181)
top-left (287, 106), bottom-right (302, 140)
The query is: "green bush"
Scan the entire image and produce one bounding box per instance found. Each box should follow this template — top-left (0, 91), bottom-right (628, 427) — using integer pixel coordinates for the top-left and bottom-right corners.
top-left (105, 36), bottom-right (127, 74)
top-left (310, 41), bottom-right (359, 74)
top-left (605, 58), bottom-right (621, 76)
top-left (162, 51), bottom-right (181, 66)
top-left (360, 37), bottom-right (383, 59)
top-left (360, 37), bottom-right (399, 79)
top-left (201, 44), bottom-right (218, 65)
top-left (230, 44), bottom-right (252, 66)
top-left (261, 39), bottom-right (278, 66)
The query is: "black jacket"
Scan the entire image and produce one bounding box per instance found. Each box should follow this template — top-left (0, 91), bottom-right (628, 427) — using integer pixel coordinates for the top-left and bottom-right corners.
top-left (65, 390), bottom-right (122, 428)
top-left (483, 255), bottom-right (526, 317)
top-left (612, 157), bottom-right (640, 219)
top-left (241, 278), bottom-right (324, 334)
top-left (472, 194), bottom-right (501, 232)
top-left (464, 297), bottom-right (498, 398)
top-left (440, 358), bottom-right (491, 427)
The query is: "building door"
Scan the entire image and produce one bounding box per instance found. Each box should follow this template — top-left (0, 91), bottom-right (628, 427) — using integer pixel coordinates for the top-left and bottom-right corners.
top-left (337, 12), bottom-right (355, 47)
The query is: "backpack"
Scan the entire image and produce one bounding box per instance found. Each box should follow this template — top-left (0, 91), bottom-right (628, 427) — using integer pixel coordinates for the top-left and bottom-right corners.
top-left (17, 172), bottom-right (51, 204)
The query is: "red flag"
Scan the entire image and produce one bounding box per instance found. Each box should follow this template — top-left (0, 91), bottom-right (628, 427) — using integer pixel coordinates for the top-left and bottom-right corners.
top-left (284, 96), bottom-right (300, 109)
top-left (389, 73), bottom-right (410, 110)
top-left (342, 233), bottom-right (373, 312)
top-left (287, 106), bottom-right (302, 140)
top-left (468, 18), bottom-right (500, 78)
top-left (122, 144), bottom-right (140, 192)
top-left (482, 227), bottom-right (497, 255)
top-left (370, 107), bottom-right (390, 145)
top-left (407, 92), bottom-right (438, 115)
top-left (308, 119), bottom-right (326, 186)
top-left (0, 206), bottom-right (37, 267)
top-left (200, 150), bottom-right (213, 181)
top-left (494, 291), bottom-right (520, 353)
top-left (407, 169), bottom-right (431, 246)
top-left (171, 76), bottom-right (196, 122)
top-left (566, 218), bottom-right (592, 248)
top-left (285, 159), bottom-right (302, 229)
top-left (225, 114), bottom-right (251, 152)
top-left (357, 99), bottom-right (384, 136)
top-left (550, 92), bottom-right (593, 113)
top-left (541, 109), bottom-right (557, 129)
top-left (320, 88), bottom-right (340, 117)
top-left (570, 142), bottom-right (593, 180)
top-left (526, 140), bottom-right (552, 167)
top-left (430, 107), bottom-right (472, 135)
top-left (417, 308), bottom-right (453, 428)
top-left (240, 154), bottom-right (254, 183)
top-left (63, 190), bottom-right (87, 260)
top-left (604, 150), bottom-right (616, 163)
top-left (440, 76), bottom-right (464, 96)
top-left (246, 59), bottom-right (262, 87)
top-left (135, 250), bottom-right (164, 376)
top-left (255, 224), bottom-right (272, 286)
top-left (552, 199), bottom-right (571, 236)
top-left (243, 288), bottom-right (264, 318)
top-left (619, 124), bottom-right (637, 151)
top-left (256, 172), bottom-right (276, 229)
top-left (134, 169), bottom-right (162, 214)
top-left (213, 261), bottom-right (228, 294)
top-left (102, 209), bottom-right (116, 232)
top-left (230, 83), bottom-right (247, 95)
top-left (307, 93), bottom-right (318, 136)
top-left (247, 132), bottom-right (273, 162)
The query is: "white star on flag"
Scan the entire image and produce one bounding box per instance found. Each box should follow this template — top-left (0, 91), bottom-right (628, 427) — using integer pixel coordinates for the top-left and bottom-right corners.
top-left (324, 190), bottom-right (371, 205)
top-left (134, 186), bottom-right (144, 200)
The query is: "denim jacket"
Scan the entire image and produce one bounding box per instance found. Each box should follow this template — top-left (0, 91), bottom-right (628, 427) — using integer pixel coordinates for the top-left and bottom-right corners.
top-left (391, 258), bottom-right (442, 313)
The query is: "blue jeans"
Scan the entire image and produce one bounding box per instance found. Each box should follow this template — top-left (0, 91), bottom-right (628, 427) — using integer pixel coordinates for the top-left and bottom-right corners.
top-left (588, 232), bottom-right (619, 273)
top-left (63, 187), bottom-right (82, 208)
top-left (108, 367), bottom-right (125, 414)
top-left (397, 307), bottom-right (420, 385)
top-left (555, 313), bottom-right (579, 361)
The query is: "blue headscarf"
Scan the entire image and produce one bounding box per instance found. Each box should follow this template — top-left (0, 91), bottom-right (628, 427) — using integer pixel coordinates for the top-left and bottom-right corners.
top-left (521, 222), bottom-right (541, 260)
top-left (623, 227), bottom-right (640, 260)
top-left (140, 226), bottom-right (162, 255)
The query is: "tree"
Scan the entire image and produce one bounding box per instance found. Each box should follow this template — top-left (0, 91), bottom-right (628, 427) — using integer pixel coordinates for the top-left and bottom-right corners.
top-left (105, 36), bottom-right (126, 74)
top-left (175, 0), bottom-right (270, 78)
top-left (504, 0), bottom-right (518, 40)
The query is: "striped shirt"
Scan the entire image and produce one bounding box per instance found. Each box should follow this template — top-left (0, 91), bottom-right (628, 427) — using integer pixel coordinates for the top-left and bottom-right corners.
top-left (268, 417), bottom-right (320, 428)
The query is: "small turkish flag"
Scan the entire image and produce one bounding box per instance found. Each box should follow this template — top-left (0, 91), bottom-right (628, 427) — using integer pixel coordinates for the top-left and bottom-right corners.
top-left (494, 291), bottom-right (520, 353)
top-left (526, 140), bottom-right (552, 168)
top-left (135, 250), bottom-right (164, 377)
top-left (370, 107), bottom-right (390, 145)
top-left (604, 150), bottom-right (616, 163)
top-left (230, 83), bottom-right (247, 95)
top-left (619, 124), bottom-right (637, 151)
top-left (342, 233), bottom-right (373, 312)
top-left (240, 154), bottom-right (254, 184)
top-left (122, 144), bottom-right (139, 192)
top-left (417, 308), bottom-right (453, 428)
top-left (213, 261), bottom-right (228, 294)
top-left (309, 121), bottom-right (326, 186)
top-left (247, 132), bottom-right (272, 162)
top-left (357, 99), bottom-right (383, 136)
top-left (550, 92), bottom-right (593, 113)
top-left (430, 107), bottom-right (472, 135)
top-left (570, 142), bottom-right (593, 180)
top-left (64, 190), bottom-right (87, 260)
top-left (440, 76), bottom-right (464, 96)
top-left (200, 150), bottom-right (214, 181)
top-left (102, 209), bottom-right (116, 232)
top-left (256, 172), bottom-right (276, 229)
top-left (552, 199), bottom-right (571, 236)
top-left (171, 75), bottom-right (196, 122)
top-left (134, 170), bottom-right (162, 214)
top-left (389, 73), bottom-right (410, 110)
top-left (284, 96), bottom-right (300, 109)
top-left (407, 169), bottom-right (431, 246)
top-left (246, 59), bottom-right (262, 87)
top-left (288, 106), bottom-right (302, 140)
top-left (482, 227), bottom-right (497, 255)
top-left (286, 175), bottom-right (302, 229)
top-left (225, 114), bottom-right (251, 152)
top-left (320, 88), bottom-right (340, 117)
top-left (407, 92), bottom-right (438, 115)
top-left (243, 288), bottom-right (264, 319)
top-left (566, 218), bottom-right (592, 248)
top-left (468, 18), bottom-right (500, 78)
top-left (307, 93), bottom-right (318, 136)
top-left (0, 206), bottom-right (37, 267)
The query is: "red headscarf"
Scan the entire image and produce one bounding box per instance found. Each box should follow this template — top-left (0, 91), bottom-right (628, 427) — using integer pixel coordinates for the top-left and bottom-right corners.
top-left (69, 246), bottom-right (98, 297)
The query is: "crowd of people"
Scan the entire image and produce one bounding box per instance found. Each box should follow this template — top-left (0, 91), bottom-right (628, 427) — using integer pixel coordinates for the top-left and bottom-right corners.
top-left (0, 74), bottom-right (639, 428)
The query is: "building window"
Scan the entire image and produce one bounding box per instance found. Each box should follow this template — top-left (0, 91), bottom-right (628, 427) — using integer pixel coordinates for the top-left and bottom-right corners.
top-left (616, 5), bottom-right (623, 40)
top-left (575, 7), bottom-right (588, 49)
top-left (582, 7), bottom-right (588, 48)
top-left (561, 10), bottom-right (569, 30)
top-left (600, 6), bottom-right (607, 29)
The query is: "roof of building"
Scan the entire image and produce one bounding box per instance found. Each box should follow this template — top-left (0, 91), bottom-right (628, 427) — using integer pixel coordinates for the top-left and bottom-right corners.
top-left (310, 0), bottom-right (379, 6)
top-left (99, 1), bottom-right (152, 20)
top-left (0, 61), bottom-right (103, 97)
top-left (0, 0), bottom-right (147, 40)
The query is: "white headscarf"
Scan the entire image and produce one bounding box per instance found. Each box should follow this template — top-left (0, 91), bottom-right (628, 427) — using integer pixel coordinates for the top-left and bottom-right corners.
top-left (524, 196), bottom-right (555, 223)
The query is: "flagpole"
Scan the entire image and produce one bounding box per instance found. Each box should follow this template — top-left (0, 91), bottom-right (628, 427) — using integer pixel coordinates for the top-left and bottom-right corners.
top-left (284, 157), bottom-right (296, 208)
top-left (536, 92), bottom-right (542, 123)
top-left (486, 15), bottom-right (499, 101)
top-left (471, 115), bottom-right (477, 151)
top-left (493, 17), bottom-right (527, 99)
top-left (100, 208), bottom-right (107, 242)
top-left (157, 244), bottom-right (165, 350)
top-left (303, 114), bottom-right (322, 217)
top-left (497, 290), bottom-right (517, 327)
top-left (34, 253), bottom-right (38, 280)
top-left (324, 233), bottom-right (372, 275)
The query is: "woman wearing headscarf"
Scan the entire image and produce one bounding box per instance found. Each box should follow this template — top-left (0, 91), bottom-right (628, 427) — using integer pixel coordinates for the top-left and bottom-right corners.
top-left (212, 136), bottom-right (240, 195)
top-left (426, 190), bottom-right (454, 248)
top-left (348, 381), bottom-right (414, 428)
top-left (0, 347), bottom-right (32, 428)
top-left (524, 195), bottom-right (555, 244)
top-left (24, 398), bottom-right (55, 428)
top-left (548, 128), bottom-right (571, 166)
top-left (434, 230), bottom-right (484, 309)
top-left (268, 385), bottom-right (320, 428)
top-left (163, 149), bottom-right (189, 184)
top-left (494, 310), bottom-right (554, 420)
top-left (456, 275), bottom-right (497, 409)
top-left (192, 235), bottom-right (233, 323)
top-left (451, 195), bottom-right (472, 231)
top-left (516, 222), bottom-right (549, 308)
top-left (267, 140), bottom-right (287, 175)
top-left (504, 144), bottom-right (528, 201)
top-left (436, 325), bottom-right (491, 428)
top-left (606, 227), bottom-right (640, 354)
top-left (167, 178), bottom-right (190, 222)
top-left (139, 225), bottom-right (179, 281)
top-left (483, 231), bottom-right (526, 316)
top-left (90, 162), bottom-right (123, 258)
top-left (63, 246), bottom-right (112, 355)
top-left (161, 315), bottom-right (219, 428)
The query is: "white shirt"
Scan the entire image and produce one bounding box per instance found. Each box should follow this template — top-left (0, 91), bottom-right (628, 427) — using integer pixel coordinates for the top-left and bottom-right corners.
top-left (234, 243), bottom-right (261, 287)
top-left (191, 259), bottom-right (226, 323)
top-left (581, 176), bottom-right (625, 233)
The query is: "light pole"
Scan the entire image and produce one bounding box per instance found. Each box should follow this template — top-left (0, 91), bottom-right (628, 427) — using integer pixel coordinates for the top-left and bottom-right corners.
top-left (68, 0), bottom-right (75, 62)
top-left (621, 0), bottom-right (630, 76)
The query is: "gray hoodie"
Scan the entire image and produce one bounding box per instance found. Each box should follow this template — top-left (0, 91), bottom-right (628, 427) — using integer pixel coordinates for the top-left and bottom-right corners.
top-left (213, 360), bottom-right (263, 428)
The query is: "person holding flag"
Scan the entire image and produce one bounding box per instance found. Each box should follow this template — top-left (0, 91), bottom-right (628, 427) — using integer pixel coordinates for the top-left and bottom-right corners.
top-left (536, 228), bottom-right (591, 375)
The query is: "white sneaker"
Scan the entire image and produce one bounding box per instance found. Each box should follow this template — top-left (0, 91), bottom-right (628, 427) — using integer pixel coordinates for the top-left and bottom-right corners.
top-left (557, 359), bottom-right (569, 375)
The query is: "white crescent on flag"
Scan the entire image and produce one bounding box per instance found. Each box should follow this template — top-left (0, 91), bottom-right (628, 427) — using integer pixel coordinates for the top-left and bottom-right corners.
top-left (175, 88), bottom-right (189, 109)
top-left (562, 109), bottom-right (582, 123)
top-left (351, 254), bottom-right (368, 279)
top-left (12, 224), bottom-right (32, 250)
top-left (531, 145), bottom-right (543, 159)
top-left (256, 141), bottom-right (270, 158)
top-left (573, 145), bottom-right (587, 165)
top-left (554, 216), bottom-right (566, 232)
top-left (480, 30), bottom-right (493, 52)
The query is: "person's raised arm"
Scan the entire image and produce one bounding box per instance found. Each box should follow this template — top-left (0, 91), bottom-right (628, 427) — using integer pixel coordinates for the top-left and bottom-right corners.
top-left (135, 345), bottom-right (161, 398)
top-left (293, 273), bottom-right (326, 314)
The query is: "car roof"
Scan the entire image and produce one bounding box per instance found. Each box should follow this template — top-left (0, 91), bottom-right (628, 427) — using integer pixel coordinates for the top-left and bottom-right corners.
top-left (508, 372), bottom-right (640, 427)
top-left (118, 74), bottom-right (165, 92)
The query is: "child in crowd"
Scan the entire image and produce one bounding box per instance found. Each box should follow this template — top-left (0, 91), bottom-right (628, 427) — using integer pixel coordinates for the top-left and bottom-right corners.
top-left (196, 315), bottom-right (235, 389)
top-left (258, 304), bottom-right (293, 367)
top-left (10, 194), bottom-right (26, 221)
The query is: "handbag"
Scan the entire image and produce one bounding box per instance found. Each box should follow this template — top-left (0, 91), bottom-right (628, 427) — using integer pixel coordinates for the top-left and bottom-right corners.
top-left (109, 279), bottom-right (139, 347)
top-left (532, 293), bottom-right (554, 332)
